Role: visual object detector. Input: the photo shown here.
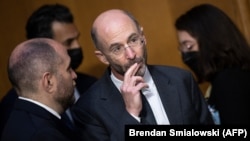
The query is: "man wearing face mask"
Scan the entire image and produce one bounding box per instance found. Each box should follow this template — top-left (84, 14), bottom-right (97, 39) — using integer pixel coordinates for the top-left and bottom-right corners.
top-left (0, 4), bottom-right (97, 137)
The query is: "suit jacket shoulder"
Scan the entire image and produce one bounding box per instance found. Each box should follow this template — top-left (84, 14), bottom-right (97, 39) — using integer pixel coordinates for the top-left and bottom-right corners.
top-left (1, 99), bottom-right (74, 141)
top-left (75, 72), bottom-right (98, 94)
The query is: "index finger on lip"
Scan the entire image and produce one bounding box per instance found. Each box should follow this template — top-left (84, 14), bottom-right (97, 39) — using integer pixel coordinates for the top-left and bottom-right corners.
top-left (124, 63), bottom-right (139, 78)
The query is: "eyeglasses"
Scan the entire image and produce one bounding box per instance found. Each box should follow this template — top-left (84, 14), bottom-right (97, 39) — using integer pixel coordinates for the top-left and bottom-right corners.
top-left (109, 35), bottom-right (144, 56)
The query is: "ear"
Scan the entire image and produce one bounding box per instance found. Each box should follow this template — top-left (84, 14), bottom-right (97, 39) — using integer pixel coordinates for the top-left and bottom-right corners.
top-left (140, 26), bottom-right (144, 33)
top-left (95, 50), bottom-right (109, 65)
top-left (140, 27), bottom-right (147, 45)
top-left (143, 35), bottom-right (147, 45)
top-left (42, 72), bottom-right (55, 93)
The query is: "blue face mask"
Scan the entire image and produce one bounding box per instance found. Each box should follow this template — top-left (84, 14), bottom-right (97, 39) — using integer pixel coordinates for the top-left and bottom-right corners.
top-left (67, 48), bottom-right (83, 70)
top-left (181, 51), bottom-right (204, 83)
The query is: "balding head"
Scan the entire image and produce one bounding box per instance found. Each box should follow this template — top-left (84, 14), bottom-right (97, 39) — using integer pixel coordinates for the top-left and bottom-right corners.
top-left (91, 9), bottom-right (141, 50)
top-left (8, 38), bottom-right (65, 96)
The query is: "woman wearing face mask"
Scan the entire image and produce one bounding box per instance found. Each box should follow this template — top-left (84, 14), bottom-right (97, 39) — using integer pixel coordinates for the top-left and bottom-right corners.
top-left (175, 4), bottom-right (250, 125)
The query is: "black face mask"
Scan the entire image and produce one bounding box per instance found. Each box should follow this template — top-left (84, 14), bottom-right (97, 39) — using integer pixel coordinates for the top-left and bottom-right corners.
top-left (67, 48), bottom-right (83, 70)
top-left (181, 51), bottom-right (204, 83)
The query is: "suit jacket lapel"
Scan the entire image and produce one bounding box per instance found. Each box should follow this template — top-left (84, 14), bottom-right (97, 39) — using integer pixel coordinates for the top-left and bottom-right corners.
top-left (99, 68), bottom-right (140, 124)
top-left (98, 69), bottom-right (126, 117)
top-left (148, 66), bottom-right (183, 124)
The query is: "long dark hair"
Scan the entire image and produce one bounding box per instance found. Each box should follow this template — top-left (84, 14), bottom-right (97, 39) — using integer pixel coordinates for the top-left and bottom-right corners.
top-left (175, 4), bottom-right (250, 81)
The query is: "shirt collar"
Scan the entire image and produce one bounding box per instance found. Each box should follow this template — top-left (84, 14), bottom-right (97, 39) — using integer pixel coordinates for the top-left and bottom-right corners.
top-left (18, 96), bottom-right (61, 119)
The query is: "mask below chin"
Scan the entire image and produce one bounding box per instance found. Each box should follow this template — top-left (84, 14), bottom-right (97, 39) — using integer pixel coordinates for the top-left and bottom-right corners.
top-left (181, 51), bottom-right (204, 83)
top-left (67, 48), bottom-right (83, 70)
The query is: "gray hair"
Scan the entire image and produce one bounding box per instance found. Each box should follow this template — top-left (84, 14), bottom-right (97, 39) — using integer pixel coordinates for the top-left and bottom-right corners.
top-left (8, 39), bottom-right (61, 95)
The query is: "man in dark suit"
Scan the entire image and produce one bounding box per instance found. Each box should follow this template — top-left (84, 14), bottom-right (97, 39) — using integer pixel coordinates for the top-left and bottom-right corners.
top-left (71, 9), bottom-right (214, 141)
top-left (1, 38), bottom-right (78, 140)
top-left (0, 4), bottom-right (97, 137)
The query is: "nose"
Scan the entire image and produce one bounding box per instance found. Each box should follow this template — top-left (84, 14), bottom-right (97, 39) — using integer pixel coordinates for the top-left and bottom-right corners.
top-left (124, 45), bottom-right (136, 59)
top-left (72, 69), bottom-right (77, 80)
top-left (71, 40), bottom-right (81, 49)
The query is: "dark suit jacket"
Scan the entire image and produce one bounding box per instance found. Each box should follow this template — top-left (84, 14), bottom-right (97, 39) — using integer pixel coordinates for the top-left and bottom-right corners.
top-left (208, 68), bottom-right (250, 124)
top-left (0, 72), bottom-right (97, 138)
top-left (1, 99), bottom-right (78, 141)
top-left (72, 65), bottom-right (214, 141)
top-left (75, 72), bottom-right (97, 95)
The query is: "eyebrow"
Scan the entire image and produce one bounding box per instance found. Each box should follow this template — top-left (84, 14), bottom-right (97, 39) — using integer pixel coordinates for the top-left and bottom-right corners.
top-left (64, 33), bottom-right (80, 45)
top-left (127, 33), bottom-right (139, 41)
top-left (180, 40), bottom-right (194, 45)
top-left (109, 33), bottom-right (139, 48)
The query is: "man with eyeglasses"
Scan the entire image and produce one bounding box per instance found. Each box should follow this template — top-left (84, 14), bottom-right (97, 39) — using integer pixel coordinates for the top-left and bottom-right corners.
top-left (71, 9), bottom-right (214, 141)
